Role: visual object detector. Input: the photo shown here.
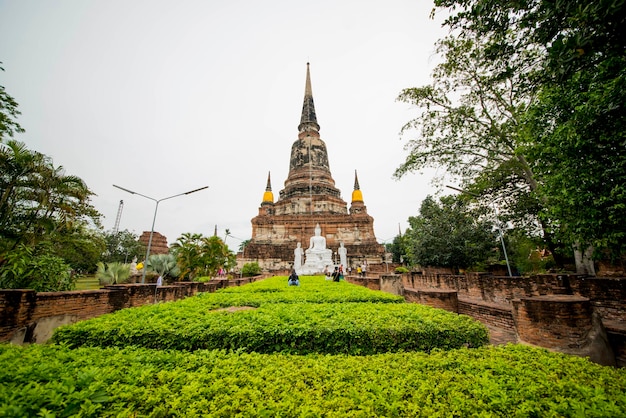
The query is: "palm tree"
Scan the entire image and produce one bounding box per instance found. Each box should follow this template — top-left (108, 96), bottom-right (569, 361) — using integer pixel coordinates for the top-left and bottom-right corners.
top-left (0, 140), bottom-right (100, 250)
top-left (146, 254), bottom-right (180, 280)
top-left (95, 261), bottom-right (131, 285)
top-left (0, 141), bottom-right (45, 248)
top-left (171, 232), bottom-right (204, 280)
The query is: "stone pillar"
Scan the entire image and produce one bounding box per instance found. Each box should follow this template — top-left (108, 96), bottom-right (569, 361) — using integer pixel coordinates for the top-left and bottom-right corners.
top-left (380, 274), bottom-right (404, 296)
top-left (512, 295), bottom-right (615, 366)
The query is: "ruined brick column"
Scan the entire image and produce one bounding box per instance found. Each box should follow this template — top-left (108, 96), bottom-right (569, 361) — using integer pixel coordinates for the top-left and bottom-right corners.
top-left (512, 295), bottom-right (615, 366)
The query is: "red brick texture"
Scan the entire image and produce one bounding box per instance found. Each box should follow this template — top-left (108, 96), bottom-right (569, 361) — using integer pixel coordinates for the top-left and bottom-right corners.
top-left (0, 276), bottom-right (266, 344)
top-left (403, 272), bottom-right (626, 366)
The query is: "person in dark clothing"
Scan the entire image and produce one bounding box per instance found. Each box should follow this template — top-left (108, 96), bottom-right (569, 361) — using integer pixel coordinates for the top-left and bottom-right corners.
top-left (288, 269), bottom-right (300, 286)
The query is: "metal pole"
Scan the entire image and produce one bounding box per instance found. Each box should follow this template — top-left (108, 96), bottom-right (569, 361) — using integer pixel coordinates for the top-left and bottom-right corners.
top-left (113, 185), bottom-right (209, 284)
top-left (141, 200), bottom-right (159, 284)
top-left (446, 185), bottom-right (513, 277)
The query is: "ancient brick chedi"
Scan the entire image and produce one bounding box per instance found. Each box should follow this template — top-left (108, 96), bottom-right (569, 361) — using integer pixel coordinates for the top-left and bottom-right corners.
top-left (243, 63), bottom-right (384, 271)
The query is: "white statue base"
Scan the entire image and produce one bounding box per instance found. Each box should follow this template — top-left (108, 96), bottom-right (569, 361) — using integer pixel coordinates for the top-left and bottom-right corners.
top-left (298, 249), bottom-right (334, 275)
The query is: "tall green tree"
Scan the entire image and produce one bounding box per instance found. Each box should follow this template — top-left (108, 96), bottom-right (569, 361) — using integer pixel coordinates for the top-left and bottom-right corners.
top-left (0, 63), bottom-right (24, 141)
top-left (400, 0), bottom-right (626, 272)
top-left (201, 235), bottom-right (236, 277)
top-left (0, 140), bottom-right (101, 251)
top-left (102, 229), bottom-right (144, 264)
top-left (394, 19), bottom-right (554, 260)
top-left (0, 75), bottom-right (104, 289)
top-left (171, 232), bottom-right (205, 280)
top-left (171, 233), bottom-right (236, 280)
top-left (404, 195), bottom-right (495, 270)
top-left (46, 223), bottom-right (106, 274)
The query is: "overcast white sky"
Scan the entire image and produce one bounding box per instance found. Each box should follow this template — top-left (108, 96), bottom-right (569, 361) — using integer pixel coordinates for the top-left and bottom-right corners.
top-left (0, 0), bottom-right (450, 250)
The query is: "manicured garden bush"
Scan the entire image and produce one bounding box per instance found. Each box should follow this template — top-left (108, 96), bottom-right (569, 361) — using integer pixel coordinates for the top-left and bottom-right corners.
top-left (2, 344), bottom-right (625, 417)
top-left (52, 277), bottom-right (485, 353)
top-left (53, 301), bottom-right (488, 354)
top-left (202, 274), bottom-right (406, 304)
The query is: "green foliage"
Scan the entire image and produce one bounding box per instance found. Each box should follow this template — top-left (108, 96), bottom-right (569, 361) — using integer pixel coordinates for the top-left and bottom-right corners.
top-left (387, 234), bottom-right (408, 264)
top-left (424, 0), bottom-right (626, 265)
top-left (146, 253), bottom-right (180, 279)
top-left (0, 63), bottom-right (25, 141)
top-left (45, 224), bottom-right (106, 274)
top-left (404, 195), bottom-right (495, 269)
top-left (54, 303), bottom-right (487, 354)
top-left (239, 238), bottom-right (250, 252)
top-left (507, 231), bottom-right (555, 275)
top-left (0, 137), bottom-right (103, 278)
top-left (55, 276), bottom-right (479, 354)
top-left (102, 229), bottom-right (144, 264)
top-left (241, 261), bottom-right (261, 277)
top-left (2, 344), bottom-right (626, 417)
top-left (525, 64), bottom-right (626, 257)
top-left (395, 266), bottom-right (409, 274)
top-left (0, 140), bottom-right (101, 251)
top-left (95, 261), bottom-right (131, 285)
top-left (0, 244), bottom-right (74, 291)
top-left (171, 233), bottom-right (236, 280)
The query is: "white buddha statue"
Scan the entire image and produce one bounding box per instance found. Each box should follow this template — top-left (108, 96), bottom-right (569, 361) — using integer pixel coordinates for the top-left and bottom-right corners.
top-left (300, 223), bottom-right (333, 275)
top-left (308, 224), bottom-right (328, 253)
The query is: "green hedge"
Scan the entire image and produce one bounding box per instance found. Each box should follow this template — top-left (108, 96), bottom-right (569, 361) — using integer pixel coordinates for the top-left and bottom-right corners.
top-left (2, 344), bottom-right (625, 417)
top-left (52, 275), bottom-right (431, 354)
top-left (53, 301), bottom-right (488, 354)
top-left (210, 275), bottom-right (406, 304)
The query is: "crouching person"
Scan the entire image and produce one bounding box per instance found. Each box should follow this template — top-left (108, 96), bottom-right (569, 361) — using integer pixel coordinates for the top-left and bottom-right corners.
top-left (288, 269), bottom-right (300, 286)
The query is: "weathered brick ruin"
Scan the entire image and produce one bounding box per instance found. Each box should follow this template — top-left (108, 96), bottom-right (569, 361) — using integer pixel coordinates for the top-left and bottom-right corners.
top-left (138, 231), bottom-right (169, 255)
top-left (397, 272), bottom-right (626, 367)
top-left (0, 276), bottom-right (267, 344)
top-left (242, 63), bottom-right (384, 271)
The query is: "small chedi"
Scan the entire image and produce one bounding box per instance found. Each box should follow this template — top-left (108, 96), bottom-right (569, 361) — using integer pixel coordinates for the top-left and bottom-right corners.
top-left (138, 231), bottom-right (168, 255)
top-left (242, 63), bottom-right (384, 272)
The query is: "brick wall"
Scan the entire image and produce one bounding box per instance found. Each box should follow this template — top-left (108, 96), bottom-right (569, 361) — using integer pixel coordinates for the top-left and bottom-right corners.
top-left (404, 288), bottom-right (459, 312)
top-left (403, 271), bottom-right (626, 366)
top-left (0, 276), bottom-right (266, 344)
top-left (345, 276), bottom-right (380, 290)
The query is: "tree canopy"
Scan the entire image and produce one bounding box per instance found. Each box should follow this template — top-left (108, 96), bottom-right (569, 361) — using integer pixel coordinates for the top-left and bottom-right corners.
top-left (171, 233), bottom-right (236, 280)
top-left (404, 195), bottom-right (495, 270)
top-left (397, 0), bottom-right (626, 270)
top-left (1, 73), bottom-right (104, 288)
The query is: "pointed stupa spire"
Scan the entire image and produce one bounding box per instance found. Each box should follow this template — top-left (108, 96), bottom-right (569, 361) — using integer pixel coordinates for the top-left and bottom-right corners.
top-left (352, 170), bottom-right (363, 203)
top-left (298, 63), bottom-right (320, 133)
top-left (262, 171), bottom-right (274, 203)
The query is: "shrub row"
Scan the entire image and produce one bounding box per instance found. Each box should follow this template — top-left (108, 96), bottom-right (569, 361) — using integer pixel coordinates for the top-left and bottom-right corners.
top-left (2, 344), bottom-right (625, 417)
top-left (209, 275), bottom-right (406, 304)
top-left (53, 276), bottom-right (450, 354)
top-left (52, 301), bottom-right (488, 354)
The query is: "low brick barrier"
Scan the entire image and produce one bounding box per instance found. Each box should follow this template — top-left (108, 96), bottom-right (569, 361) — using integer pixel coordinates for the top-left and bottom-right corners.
top-left (404, 288), bottom-right (459, 312)
top-left (345, 275), bottom-right (380, 290)
top-left (402, 272), bottom-right (626, 367)
top-left (0, 275), bottom-right (267, 344)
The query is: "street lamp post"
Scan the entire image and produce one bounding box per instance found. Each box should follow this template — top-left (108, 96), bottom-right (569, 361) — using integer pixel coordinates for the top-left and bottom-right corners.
top-left (446, 185), bottom-right (513, 277)
top-left (113, 184), bottom-right (209, 283)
